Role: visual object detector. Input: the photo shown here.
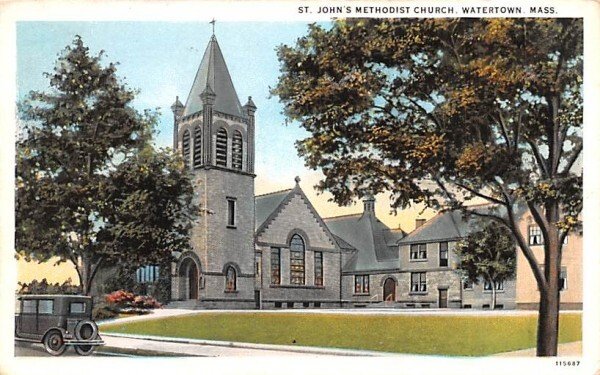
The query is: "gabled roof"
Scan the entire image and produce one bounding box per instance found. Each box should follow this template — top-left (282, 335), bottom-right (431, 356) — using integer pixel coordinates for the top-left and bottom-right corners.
top-left (254, 182), bottom-right (340, 249)
top-left (397, 210), bottom-right (468, 244)
top-left (183, 35), bottom-right (244, 118)
top-left (397, 204), bottom-right (526, 245)
top-left (323, 208), bottom-right (403, 272)
top-left (255, 189), bottom-right (292, 230)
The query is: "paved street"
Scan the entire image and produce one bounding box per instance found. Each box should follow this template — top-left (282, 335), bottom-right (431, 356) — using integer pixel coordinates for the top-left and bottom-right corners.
top-left (14, 340), bottom-right (134, 357)
top-left (102, 334), bottom-right (339, 357)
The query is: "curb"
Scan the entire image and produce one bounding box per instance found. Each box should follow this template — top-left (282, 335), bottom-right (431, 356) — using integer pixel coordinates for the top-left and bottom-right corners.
top-left (100, 332), bottom-right (395, 357)
top-left (96, 345), bottom-right (198, 357)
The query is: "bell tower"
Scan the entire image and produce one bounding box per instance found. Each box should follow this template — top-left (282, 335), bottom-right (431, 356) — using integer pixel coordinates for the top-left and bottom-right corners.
top-left (170, 32), bottom-right (256, 309)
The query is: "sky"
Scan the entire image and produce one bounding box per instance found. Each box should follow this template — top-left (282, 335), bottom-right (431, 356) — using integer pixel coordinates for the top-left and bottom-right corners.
top-left (16, 21), bottom-right (435, 282)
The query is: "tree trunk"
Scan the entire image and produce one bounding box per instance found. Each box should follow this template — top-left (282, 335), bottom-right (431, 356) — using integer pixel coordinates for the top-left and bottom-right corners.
top-left (77, 254), bottom-right (92, 296)
top-left (537, 203), bottom-right (562, 356)
top-left (491, 282), bottom-right (497, 310)
top-left (537, 286), bottom-right (560, 356)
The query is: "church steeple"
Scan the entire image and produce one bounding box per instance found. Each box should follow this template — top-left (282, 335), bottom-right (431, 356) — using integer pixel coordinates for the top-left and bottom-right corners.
top-left (182, 35), bottom-right (244, 118)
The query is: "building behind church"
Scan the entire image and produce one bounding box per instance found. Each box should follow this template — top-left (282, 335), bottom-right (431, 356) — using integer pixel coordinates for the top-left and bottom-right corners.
top-left (144, 34), bottom-right (581, 311)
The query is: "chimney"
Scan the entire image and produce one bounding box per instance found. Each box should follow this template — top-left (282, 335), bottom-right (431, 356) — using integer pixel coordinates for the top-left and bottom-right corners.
top-left (415, 218), bottom-right (426, 229)
top-left (363, 194), bottom-right (375, 214)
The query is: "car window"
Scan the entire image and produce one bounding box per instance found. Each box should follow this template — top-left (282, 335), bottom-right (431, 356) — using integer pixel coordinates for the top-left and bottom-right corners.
top-left (38, 300), bottom-right (54, 315)
top-left (70, 302), bottom-right (86, 314)
top-left (22, 300), bottom-right (36, 314)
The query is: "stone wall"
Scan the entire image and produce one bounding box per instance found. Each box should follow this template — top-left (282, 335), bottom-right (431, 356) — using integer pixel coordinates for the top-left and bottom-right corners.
top-left (255, 190), bottom-right (342, 308)
top-left (462, 279), bottom-right (517, 309)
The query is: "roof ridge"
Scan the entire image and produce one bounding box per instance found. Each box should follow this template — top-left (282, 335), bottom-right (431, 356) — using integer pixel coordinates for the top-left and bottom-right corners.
top-left (384, 227), bottom-right (403, 232)
top-left (255, 188), bottom-right (293, 198)
top-left (462, 202), bottom-right (496, 209)
top-left (322, 213), bottom-right (362, 220)
top-left (403, 212), bottom-right (443, 237)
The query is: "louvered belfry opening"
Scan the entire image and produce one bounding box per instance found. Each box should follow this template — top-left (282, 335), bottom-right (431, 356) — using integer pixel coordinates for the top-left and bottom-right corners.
top-left (193, 126), bottom-right (202, 169)
top-left (182, 129), bottom-right (191, 168)
top-left (216, 127), bottom-right (228, 167)
top-left (232, 131), bottom-right (243, 170)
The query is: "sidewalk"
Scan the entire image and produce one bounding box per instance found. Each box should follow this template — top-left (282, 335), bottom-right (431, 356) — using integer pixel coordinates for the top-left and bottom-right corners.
top-left (100, 332), bottom-right (582, 358)
top-left (493, 341), bottom-right (582, 357)
top-left (100, 332), bottom-right (396, 357)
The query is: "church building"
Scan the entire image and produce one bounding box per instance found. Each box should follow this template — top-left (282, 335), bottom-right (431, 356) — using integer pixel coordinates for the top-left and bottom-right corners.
top-left (168, 34), bottom-right (257, 309)
top-left (163, 34), bottom-right (582, 311)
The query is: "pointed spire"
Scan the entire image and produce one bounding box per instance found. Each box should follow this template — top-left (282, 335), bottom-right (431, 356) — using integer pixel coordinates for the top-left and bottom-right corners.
top-left (171, 95), bottom-right (184, 116)
top-left (243, 96), bottom-right (257, 116)
top-left (183, 35), bottom-right (243, 118)
top-left (244, 96), bottom-right (257, 110)
top-left (200, 83), bottom-right (216, 106)
top-left (202, 84), bottom-right (215, 96)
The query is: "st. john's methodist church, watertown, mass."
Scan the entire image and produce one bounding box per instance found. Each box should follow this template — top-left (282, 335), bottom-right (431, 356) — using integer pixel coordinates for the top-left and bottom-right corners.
top-left (119, 33), bottom-right (582, 311)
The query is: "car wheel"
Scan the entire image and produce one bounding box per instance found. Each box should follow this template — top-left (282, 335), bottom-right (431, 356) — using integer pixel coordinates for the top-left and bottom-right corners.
top-left (43, 330), bottom-right (66, 356)
top-left (74, 344), bottom-right (95, 356)
top-left (75, 320), bottom-right (98, 341)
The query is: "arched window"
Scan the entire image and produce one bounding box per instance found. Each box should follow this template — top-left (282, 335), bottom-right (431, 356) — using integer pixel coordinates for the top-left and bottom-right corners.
top-left (290, 234), bottom-right (305, 285)
top-left (232, 130), bottom-right (243, 170)
top-left (215, 128), bottom-right (228, 167)
top-left (182, 129), bottom-right (191, 168)
top-left (193, 126), bottom-right (202, 169)
top-left (225, 266), bottom-right (236, 292)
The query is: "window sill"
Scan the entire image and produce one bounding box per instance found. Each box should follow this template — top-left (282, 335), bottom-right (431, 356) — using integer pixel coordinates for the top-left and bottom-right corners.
top-left (409, 259), bottom-right (428, 262)
top-left (353, 293), bottom-right (370, 296)
top-left (224, 290), bottom-right (238, 294)
top-left (483, 290), bottom-right (505, 294)
top-left (269, 284), bottom-right (325, 290)
top-left (409, 291), bottom-right (428, 295)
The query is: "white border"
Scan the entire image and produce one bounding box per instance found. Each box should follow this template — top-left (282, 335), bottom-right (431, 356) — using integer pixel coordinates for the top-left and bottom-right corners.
top-left (1, 1), bottom-right (599, 374)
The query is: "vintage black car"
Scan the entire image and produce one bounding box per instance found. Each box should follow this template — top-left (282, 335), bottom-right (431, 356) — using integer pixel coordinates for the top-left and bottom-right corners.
top-left (15, 294), bottom-right (104, 356)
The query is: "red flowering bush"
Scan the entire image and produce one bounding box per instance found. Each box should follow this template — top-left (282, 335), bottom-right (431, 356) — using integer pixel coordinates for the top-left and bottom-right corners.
top-left (105, 290), bottom-right (135, 305)
top-left (104, 290), bottom-right (162, 312)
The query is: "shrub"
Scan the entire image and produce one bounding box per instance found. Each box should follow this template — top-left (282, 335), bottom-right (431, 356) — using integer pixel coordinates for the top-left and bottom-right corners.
top-left (98, 265), bottom-right (171, 304)
top-left (17, 278), bottom-right (81, 295)
top-left (105, 290), bottom-right (135, 305)
top-left (104, 290), bottom-right (162, 314)
top-left (92, 303), bottom-right (118, 321)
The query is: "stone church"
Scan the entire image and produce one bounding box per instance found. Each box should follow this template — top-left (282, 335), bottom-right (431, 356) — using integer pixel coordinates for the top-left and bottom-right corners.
top-left (160, 34), bottom-right (582, 310)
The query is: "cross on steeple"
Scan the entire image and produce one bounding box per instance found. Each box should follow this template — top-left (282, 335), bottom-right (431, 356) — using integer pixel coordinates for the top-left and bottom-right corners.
top-left (210, 18), bottom-right (216, 35)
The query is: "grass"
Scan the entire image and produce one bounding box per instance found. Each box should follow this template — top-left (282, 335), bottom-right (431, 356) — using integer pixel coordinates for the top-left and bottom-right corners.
top-left (100, 312), bottom-right (581, 356)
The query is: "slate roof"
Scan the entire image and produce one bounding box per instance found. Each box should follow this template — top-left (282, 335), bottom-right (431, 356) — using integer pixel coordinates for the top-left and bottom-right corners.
top-left (323, 210), bottom-right (404, 273)
top-left (397, 204), bottom-right (525, 245)
top-left (254, 189), bottom-right (292, 230)
top-left (397, 210), bottom-right (469, 244)
top-left (183, 35), bottom-right (244, 118)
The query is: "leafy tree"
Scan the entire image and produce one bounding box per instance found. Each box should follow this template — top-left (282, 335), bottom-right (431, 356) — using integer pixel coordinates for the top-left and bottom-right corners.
top-left (273, 19), bottom-right (582, 356)
top-left (16, 36), bottom-right (197, 295)
top-left (455, 221), bottom-right (516, 309)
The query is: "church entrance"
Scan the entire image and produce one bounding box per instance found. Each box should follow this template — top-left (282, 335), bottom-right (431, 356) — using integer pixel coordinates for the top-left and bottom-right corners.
top-left (178, 256), bottom-right (200, 300)
top-left (383, 278), bottom-right (396, 301)
top-left (188, 262), bottom-right (199, 300)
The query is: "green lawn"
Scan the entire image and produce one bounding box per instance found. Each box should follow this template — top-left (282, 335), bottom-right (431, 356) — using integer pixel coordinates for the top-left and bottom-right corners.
top-left (100, 312), bottom-right (581, 356)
